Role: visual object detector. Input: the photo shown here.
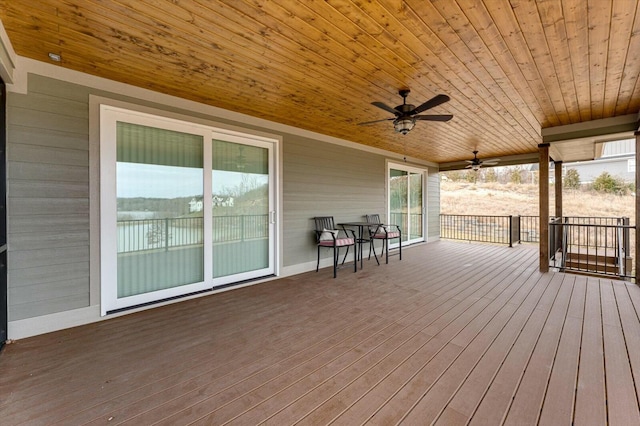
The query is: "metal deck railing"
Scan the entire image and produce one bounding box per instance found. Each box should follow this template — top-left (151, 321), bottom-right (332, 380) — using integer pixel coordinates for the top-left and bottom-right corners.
top-left (117, 214), bottom-right (269, 253)
top-left (440, 214), bottom-right (635, 280)
top-left (550, 216), bottom-right (635, 280)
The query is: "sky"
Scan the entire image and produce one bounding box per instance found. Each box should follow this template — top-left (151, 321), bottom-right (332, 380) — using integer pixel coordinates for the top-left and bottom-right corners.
top-left (117, 163), bottom-right (258, 199)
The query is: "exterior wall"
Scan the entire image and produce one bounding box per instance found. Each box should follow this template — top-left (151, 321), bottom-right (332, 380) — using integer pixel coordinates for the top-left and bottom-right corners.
top-left (564, 138), bottom-right (635, 184)
top-left (6, 67), bottom-right (439, 338)
top-left (282, 137), bottom-right (386, 268)
top-left (427, 168), bottom-right (440, 240)
top-left (7, 76), bottom-right (91, 321)
top-left (564, 157), bottom-right (634, 183)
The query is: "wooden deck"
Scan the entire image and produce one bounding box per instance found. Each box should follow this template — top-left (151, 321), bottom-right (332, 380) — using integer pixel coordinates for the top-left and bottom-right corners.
top-left (2, 241), bottom-right (640, 425)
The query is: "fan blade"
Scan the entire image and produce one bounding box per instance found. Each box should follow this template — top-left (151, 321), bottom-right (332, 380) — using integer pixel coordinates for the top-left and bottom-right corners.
top-left (464, 160), bottom-right (474, 163)
top-left (482, 161), bottom-right (500, 166)
top-left (371, 101), bottom-right (401, 116)
top-left (410, 94), bottom-right (450, 115)
top-left (414, 114), bottom-right (453, 122)
top-left (465, 164), bottom-right (473, 168)
top-left (357, 118), bottom-right (394, 125)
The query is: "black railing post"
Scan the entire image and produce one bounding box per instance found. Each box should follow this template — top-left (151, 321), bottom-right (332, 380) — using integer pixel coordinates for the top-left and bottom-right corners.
top-left (165, 218), bottom-right (170, 251)
top-left (623, 217), bottom-right (630, 256)
top-left (509, 215), bottom-right (513, 247)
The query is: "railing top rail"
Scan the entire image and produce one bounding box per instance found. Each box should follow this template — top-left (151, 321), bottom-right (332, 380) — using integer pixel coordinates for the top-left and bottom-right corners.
top-left (549, 222), bottom-right (636, 229)
top-left (554, 215), bottom-right (629, 219)
top-left (440, 214), bottom-right (513, 219)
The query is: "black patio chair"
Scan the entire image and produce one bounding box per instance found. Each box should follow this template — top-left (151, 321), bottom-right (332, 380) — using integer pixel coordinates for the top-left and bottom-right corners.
top-left (366, 214), bottom-right (402, 264)
top-left (314, 216), bottom-right (357, 278)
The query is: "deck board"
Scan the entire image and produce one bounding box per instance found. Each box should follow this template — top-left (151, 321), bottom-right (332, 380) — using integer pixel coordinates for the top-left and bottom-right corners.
top-left (1, 241), bottom-right (639, 425)
top-left (600, 281), bottom-right (640, 425)
top-left (502, 274), bottom-right (575, 425)
top-left (574, 278), bottom-right (608, 425)
top-left (537, 275), bottom-right (586, 425)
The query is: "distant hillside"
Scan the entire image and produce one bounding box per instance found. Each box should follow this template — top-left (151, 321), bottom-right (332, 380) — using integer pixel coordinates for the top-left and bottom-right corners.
top-left (440, 181), bottom-right (635, 223)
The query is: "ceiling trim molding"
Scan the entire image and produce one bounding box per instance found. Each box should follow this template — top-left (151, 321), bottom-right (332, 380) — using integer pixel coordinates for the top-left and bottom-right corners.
top-left (542, 114), bottom-right (638, 143)
top-left (0, 20), bottom-right (16, 83)
top-left (438, 152), bottom-right (540, 172)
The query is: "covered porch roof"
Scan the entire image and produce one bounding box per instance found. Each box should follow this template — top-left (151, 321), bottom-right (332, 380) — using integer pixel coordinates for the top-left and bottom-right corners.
top-left (1, 1), bottom-right (639, 166)
top-left (2, 241), bottom-right (639, 424)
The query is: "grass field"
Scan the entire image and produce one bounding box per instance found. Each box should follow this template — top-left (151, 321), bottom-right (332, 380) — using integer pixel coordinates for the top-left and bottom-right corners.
top-left (440, 181), bottom-right (635, 223)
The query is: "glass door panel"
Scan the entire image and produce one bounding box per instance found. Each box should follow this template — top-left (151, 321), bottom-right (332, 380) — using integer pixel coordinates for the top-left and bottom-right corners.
top-left (409, 172), bottom-right (423, 241)
top-left (212, 139), bottom-right (273, 285)
top-left (389, 169), bottom-right (409, 241)
top-left (389, 166), bottom-right (425, 245)
top-left (116, 123), bottom-right (205, 299)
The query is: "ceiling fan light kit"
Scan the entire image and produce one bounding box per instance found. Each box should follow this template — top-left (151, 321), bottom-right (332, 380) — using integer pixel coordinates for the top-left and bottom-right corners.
top-left (394, 118), bottom-right (416, 134)
top-left (465, 150), bottom-right (500, 171)
top-left (358, 89), bottom-right (452, 135)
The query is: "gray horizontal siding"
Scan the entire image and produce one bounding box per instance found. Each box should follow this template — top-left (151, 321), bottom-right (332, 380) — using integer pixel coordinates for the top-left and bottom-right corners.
top-left (9, 143), bottom-right (88, 166)
top-left (427, 168), bottom-right (440, 239)
top-left (8, 214), bottom-right (89, 234)
top-left (282, 136), bottom-right (386, 267)
top-left (9, 277), bottom-right (87, 305)
top-left (10, 262), bottom-right (89, 287)
top-left (7, 74), bottom-right (91, 321)
top-left (8, 106), bottom-right (88, 134)
top-left (8, 161), bottom-right (88, 182)
top-left (9, 294), bottom-right (89, 321)
top-left (9, 180), bottom-right (88, 198)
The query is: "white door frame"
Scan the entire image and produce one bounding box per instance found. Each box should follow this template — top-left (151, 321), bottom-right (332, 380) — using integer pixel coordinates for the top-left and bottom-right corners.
top-left (100, 105), bottom-right (279, 315)
top-left (387, 161), bottom-right (427, 246)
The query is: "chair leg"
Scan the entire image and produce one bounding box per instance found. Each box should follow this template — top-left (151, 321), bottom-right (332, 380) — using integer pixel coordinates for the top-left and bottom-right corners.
top-left (369, 239), bottom-right (380, 265)
top-left (385, 238), bottom-right (389, 264)
top-left (399, 236), bottom-right (402, 260)
top-left (353, 244), bottom-right (357, 272)
top-left (333, 247), bottom-right (338, 278)
top-left (316, 246), bottom-right (321, 272)
top-left (341, 246), bottom-right (350, 265)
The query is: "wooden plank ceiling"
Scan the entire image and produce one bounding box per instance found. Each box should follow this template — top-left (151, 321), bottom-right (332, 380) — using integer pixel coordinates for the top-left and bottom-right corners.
top-left (1, 0), bottom-right (639, 164)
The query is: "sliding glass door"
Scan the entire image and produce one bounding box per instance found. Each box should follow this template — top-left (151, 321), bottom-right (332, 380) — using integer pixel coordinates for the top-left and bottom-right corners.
top-left (389, 164), bottom-right (425, 245)
top-left (101, 106), bottom-right (277, 314)
top-left (115, 123), bottom-right (205, 300)
top-left (211, 137), bottom-right (274, 285)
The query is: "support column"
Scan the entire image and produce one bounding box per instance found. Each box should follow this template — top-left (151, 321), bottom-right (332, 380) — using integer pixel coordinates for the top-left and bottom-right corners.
top-left (539, 144), bottom-right (550, 272)
top-left (633, 129), bottom-right (640, 285)
top-left (554, 161), bottom-right (563, 218)
top-left (554, 161), bottom-right (563, 255)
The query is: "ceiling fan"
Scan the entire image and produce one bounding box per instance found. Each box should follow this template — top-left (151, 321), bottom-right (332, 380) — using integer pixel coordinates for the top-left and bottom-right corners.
top-left (465, 150), bottom-right (500, 171)
top-left (358, 89), bottom-right (453, 135)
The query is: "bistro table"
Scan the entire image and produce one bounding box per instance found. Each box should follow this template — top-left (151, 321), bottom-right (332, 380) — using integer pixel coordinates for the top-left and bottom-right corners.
top-left (337, 221), bottom-right (381, 268)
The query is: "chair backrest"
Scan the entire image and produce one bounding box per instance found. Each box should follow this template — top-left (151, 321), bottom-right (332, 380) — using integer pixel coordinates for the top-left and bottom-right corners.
top-left (366, 214), bottom-right (381, 224)
top-left (314, 216), bottom-right (336, 232)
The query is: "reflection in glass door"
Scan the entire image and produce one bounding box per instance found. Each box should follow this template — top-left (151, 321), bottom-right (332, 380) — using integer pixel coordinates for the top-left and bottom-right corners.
top-left (389, 166), bottom-right (424, 245)
top-left (211, 139), bottom-right (273, 285)
top-left (116, 123), bottom-right (205, 299)
top-left (101, 106), bottom-right (278, 314)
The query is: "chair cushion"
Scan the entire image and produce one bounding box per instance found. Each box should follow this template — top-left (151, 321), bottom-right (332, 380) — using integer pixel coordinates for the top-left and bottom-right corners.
top-left (319, 228), bottom-right (339, 241)
top-left (319, 238), bottom-right (355, 247)
top-left (373, 231), bottom-right (400, 239)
